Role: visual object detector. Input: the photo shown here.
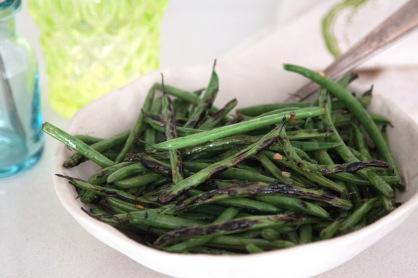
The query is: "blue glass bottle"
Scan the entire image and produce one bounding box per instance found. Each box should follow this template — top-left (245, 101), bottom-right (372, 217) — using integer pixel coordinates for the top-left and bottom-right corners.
top-left (0, 0), bottom-right (43, 178)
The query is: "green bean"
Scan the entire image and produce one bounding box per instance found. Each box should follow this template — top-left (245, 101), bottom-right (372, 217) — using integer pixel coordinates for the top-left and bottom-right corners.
top-left (89, 162), bottom-right (133, 185)
top-left (184, 135), bottom-right (254, 156)
top-left (200, 98), bottom-right (237, 129)
top-left (215, 197), bottom-right (281, 213)
top-left (295, 148), bottom-right (317, 164)
top-left (245, 243), bottom-right (264, 253)
top-left (268, 141), bottom-right (341, 153)
top-left (208, 236), bottom-right (295, 251)
top-left (284, 64), bottom-right (400, 180)
top-left (126, 210), bottom-right (204, 229)
top-left (333, 112), bottom-right (391, 127)
top-left (339, 198), bottom-right (379, 233)
top-left (352, 124), bottom-right (372, 160)
top-left (286, 141), bottom-right (341, 151)
top-left (162, 90), bottom-right (184, 184)
top-left (237, 102), bottom-right (312, 117)
top-left (88, 207), bottom-right (111, 218)
top-left (313, 160), bottom-right (388, 175)
top-left (286, 231), bottom-right (299, 244)
top-left (105, 197), bottom-right (144, 212)
top-left (137, 153), bottom-right (171, 176)
top-left (328, 171), bottom-right (398, 186)
top-left (154, 83), bottom-right (200, 105)
top-left (367, 206), bottom-right (389, 224)
top-left (116, 84), bottom-right (156, 162)
top-left (349, 146), bottom-right (367, 161)
top-left (189, 247), bottom-right (238, 255)
top-left (299, 224), bottom-right (313, 244)
top-left (186, 189), bottom-right (280, 213)
top-left (42, 122), bottom-right (114, 168)
top-left (155, 213), bottom-right (303, 246)
top-left (256, 195), bottom-right (329, 219)
top-left (159, 121), bottom-right (287, 203)
top-left (333, 95), bottom-right (371, 111)
top-left (261, 228), bottom-right (280, 241)
top-left (58, 175), bottom-right (157, 206)
top-left (257, 153), bottom-right (296, 184)
top-left (74, 134), bottom-right (102, 145)
top-left (192, 205), bottom-right (226, 216)
top-left (102, 148), bottom-right (121, 161)
top-left (114, 173), bottom-right (163, 189)
top-left (153, 107), bottom-right (325, 150)
top-left (86, 209), bottom-right (121, 226)
top-left (178, 182), bottom-right (282, 210)
top-left (185, 62), bottom-right (219, 128)
top-left (165, 207), bottom-right (239, 252)
top-left (214, 207), bottom-right (240, 223)
top-left (370, 114), bottom-right (392, 126)
top-left (144, 116), bottom-right (203, 135)
top-left (257, 106), bottom-right (303, 118)
top-left (360, 88), bottom-right (372, 107)
top-left (80, 190), bottom-right (99, 205)
top-left (381, 196), bottom-right (394, 211)
top-left (107, 163), bottom-right (145, 183)
top-left (177, 212), bottom-right (215, 222)
top-left (320, 215), bottom-right (346, 239)
top-left (144, 96), bottom-right (162, 151)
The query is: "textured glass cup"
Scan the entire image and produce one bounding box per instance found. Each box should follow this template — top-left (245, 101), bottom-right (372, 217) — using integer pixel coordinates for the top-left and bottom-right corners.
top-left (28, 0), bottom-right (168, 117)
top-left (0, 0), bottom-right (43, 178)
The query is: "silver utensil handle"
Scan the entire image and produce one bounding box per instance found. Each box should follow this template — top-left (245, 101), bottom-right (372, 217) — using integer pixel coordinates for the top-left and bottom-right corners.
top-left (290, 0), bottom-right (418, 101)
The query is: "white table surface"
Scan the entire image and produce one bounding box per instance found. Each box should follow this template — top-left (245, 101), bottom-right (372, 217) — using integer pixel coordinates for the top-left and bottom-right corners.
top-left (2, 1), bottom-right (418, 277)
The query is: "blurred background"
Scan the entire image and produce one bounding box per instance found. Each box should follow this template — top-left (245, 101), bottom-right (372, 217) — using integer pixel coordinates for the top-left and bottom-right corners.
top-left (15, 0), bottom-right (322, 119)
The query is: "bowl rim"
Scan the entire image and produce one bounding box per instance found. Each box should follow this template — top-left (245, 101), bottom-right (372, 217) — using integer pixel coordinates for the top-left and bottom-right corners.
top-left (54, 70), bottom-right (418, 262)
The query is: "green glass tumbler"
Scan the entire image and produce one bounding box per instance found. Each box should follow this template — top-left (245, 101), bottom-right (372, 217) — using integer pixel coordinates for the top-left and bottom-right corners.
top-left (28, 0), bottom-right (167, 117)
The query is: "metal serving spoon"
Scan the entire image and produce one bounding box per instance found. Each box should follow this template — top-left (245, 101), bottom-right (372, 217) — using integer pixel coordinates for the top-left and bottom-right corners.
top-left (288, 0), bottom-right (418, 101)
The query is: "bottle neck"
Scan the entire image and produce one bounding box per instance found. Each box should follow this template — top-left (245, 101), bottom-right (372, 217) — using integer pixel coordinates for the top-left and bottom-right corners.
top-left (0, 16), bottom-right (16, 39)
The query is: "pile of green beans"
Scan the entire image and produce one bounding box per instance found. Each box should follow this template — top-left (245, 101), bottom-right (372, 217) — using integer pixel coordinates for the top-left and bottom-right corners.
top-left (43, 63), bottom-right (402, 255)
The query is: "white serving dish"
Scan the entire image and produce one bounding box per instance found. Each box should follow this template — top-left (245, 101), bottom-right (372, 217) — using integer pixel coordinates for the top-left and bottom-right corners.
top-left (54, 62), bottom-right (418, 278)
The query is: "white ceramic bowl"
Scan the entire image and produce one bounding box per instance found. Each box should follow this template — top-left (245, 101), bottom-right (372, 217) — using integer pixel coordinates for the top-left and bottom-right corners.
top-left (54, 63), bottom-right (418, 278)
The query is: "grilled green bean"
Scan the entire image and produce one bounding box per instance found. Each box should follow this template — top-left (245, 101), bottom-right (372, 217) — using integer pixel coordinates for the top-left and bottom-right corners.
top-left (43, 122), bottom-right (114, 168)
top-left (185, 62), bottom-right (219, 128)
top-left (116, 84), bottom-right (156, 162)
top-left (200, 98), bottom-right (237, 129)
top-left (107, 163), bottom-right (146, 183)
top-left (299, 224), bottom-right (313, 244)
top-left (74, 134), bottom-right (102, 145)
top-left (162, 89), bottom-right (184, 184)
top-left (153, 107), bottom-right (325, 150)
top-left (115, 173), bottom-right (164, 189)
